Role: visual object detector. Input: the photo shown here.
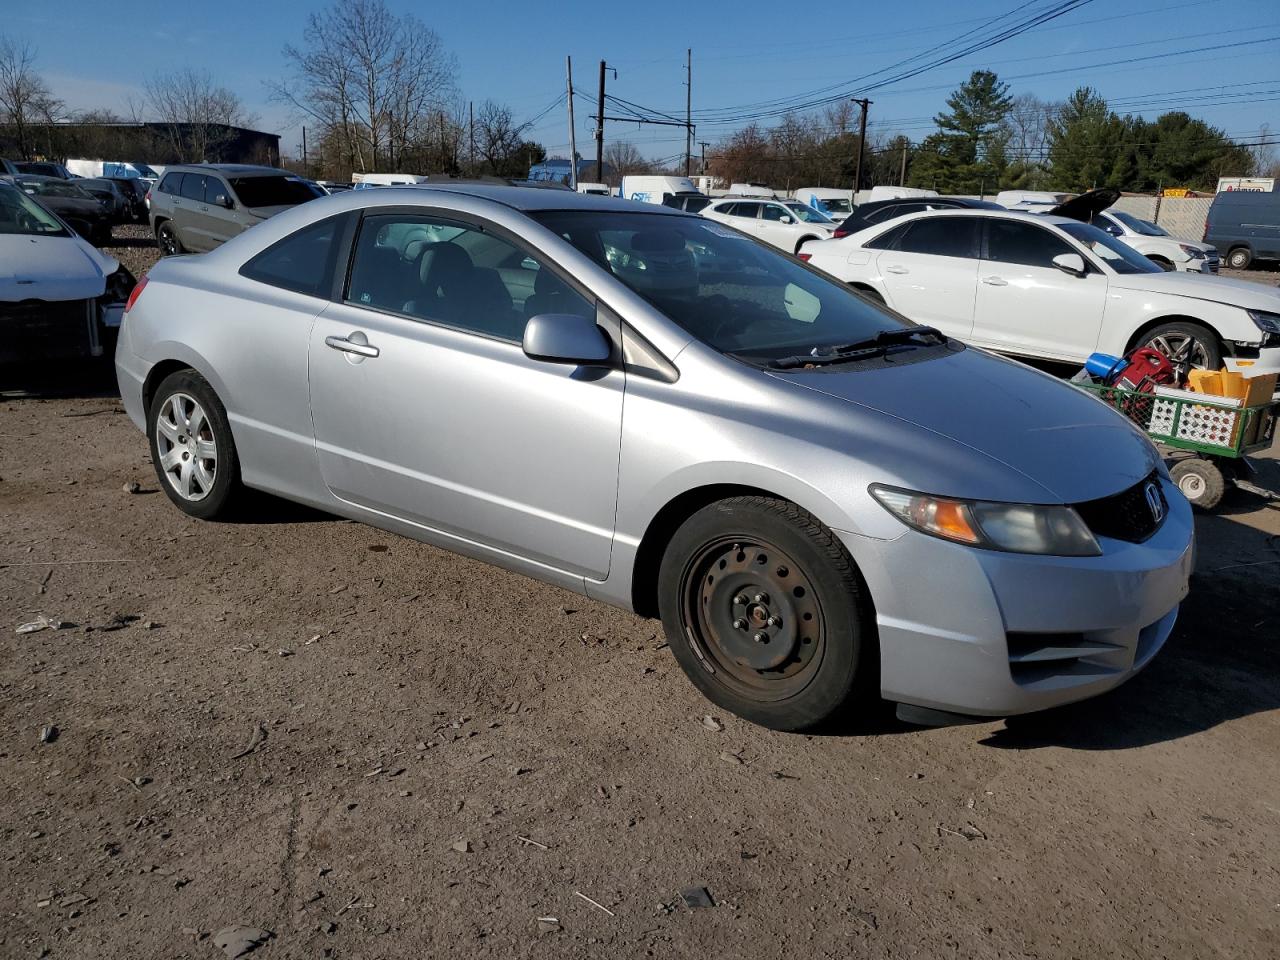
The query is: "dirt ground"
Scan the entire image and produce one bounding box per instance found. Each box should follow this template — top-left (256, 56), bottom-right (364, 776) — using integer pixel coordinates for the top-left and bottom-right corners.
top-left (1, 229), bottom-right (1279, 960)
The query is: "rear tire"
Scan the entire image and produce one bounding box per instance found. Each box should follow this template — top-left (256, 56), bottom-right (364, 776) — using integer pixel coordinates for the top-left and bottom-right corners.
top-left (657, 496), bottom-right (875, 731)
top-left (147, 369), bottom-right (243, 520)
top-left (1226, 247), bottom-right (1252, 270)
top-left (156, 221), bottom-right (183, 256)
top-left (1171, 458), bottom-right (1225, 510)
top-left (853, 285), bottom-right (885, 305)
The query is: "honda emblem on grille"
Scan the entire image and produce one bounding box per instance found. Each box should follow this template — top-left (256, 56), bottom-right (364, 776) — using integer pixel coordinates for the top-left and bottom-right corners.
top-left (1144, 482), bottom-right (1164, 524)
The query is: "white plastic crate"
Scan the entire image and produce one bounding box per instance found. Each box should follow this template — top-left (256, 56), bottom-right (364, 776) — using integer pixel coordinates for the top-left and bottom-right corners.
top-left (1151, 400), bottom-right (1240, 447)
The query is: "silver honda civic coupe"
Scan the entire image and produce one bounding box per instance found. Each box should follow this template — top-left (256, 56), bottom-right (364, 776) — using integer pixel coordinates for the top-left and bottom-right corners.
top-left (115, 184), bottom-right (1193, 731)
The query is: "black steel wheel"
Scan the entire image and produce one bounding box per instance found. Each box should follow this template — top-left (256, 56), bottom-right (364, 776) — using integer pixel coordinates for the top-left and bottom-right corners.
top-left (658, 496), bottom-right (874, 731)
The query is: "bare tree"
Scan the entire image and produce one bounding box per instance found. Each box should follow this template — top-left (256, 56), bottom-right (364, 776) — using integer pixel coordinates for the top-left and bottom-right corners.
top-left (603, 141), bottom-right (648, 179)
top-left (145, 68), bottom-right (252, 162)
top-left (0, 36), bottom-right (64, 159)
top-left (275, 0), bottom-right (456, 174)
top-left (1249, 123), bottom-right (1278, 178)
top-left (474, 100), bottom-right (523, 174)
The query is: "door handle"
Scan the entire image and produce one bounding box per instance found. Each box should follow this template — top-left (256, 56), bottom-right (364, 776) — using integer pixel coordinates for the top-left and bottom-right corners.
top-left (885, 265), bottom-right (909, 275)
top-left (981, 276), bottom-right (1008, 286)
top-left (325, 334), bottom-right (380, 358)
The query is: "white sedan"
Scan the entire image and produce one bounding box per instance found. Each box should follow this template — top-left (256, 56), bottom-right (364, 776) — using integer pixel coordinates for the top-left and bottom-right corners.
top-left (800, 208), bottom-right (1280, 375)
top-left (702, 198), bottom-right (837, 254)
top-left (1091, 209), bottom-right (1219, 274)
top-left (1, 178), bottom-right (135, 364)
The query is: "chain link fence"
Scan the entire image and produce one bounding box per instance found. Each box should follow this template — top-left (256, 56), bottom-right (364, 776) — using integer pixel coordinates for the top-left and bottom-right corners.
top-left (1111, 195), bottom-right (1214, 243)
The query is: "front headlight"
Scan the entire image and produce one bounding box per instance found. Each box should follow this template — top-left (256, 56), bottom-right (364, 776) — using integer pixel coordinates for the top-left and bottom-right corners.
top-left (870, 485), bottom-right (1101, 557)
top-left (1178, 244), bottom-right (1205, 259)
top-left (1247, 309), bottom-right (1280, 335)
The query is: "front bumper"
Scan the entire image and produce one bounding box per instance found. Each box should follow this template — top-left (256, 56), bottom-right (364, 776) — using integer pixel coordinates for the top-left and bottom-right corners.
top-left (1177, 256), bottom-right (1218, 274)
top-left (1223, 344), bottom-right (1280, 378)
top-left (841, 475), bottom-right (1194, 717)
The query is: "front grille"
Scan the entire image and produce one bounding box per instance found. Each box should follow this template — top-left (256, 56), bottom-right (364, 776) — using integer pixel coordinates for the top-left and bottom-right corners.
top-left (1073, 471), bottom-right (1167, 543)
top-left (0, 299), bottom-right (98, 364)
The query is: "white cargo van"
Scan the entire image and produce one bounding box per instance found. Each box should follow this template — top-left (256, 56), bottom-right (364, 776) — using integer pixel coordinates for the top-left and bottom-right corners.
top-left (993, 189), bottom-right (1073, 210)
top-left (865, 186), bottom-right (939, 202)
top-left (576, 182), bottom-right (610, 196)
top-left (352, 173), bottom-right (429, 189)
top-left (793, 187), bottom-right (854, 221)
top-left (621, 175), bottom-right (702, 206)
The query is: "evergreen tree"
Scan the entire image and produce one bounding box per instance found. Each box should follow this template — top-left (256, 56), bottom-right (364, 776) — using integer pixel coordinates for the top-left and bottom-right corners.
top-left (1046, 87), bottom-right (1130, 191)
top-left (907, 70), bottom-right (1012, 194)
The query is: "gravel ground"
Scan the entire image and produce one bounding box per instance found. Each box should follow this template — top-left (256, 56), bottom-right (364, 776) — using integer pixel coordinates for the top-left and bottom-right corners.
top-left (0, 224), bottom-right (1277, 959)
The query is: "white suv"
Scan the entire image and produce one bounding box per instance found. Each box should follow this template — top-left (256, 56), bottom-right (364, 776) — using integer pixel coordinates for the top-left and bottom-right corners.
top-left (1091, 210), bottom-right (1219, 274)
top-left (702, 198), bottom-right (837, 254)
top-left (800, 208), bottom-right (1280, 375)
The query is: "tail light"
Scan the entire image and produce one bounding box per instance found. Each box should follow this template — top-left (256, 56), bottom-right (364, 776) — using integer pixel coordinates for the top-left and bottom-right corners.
top-left (833, 229), bottom-right (849, 239)
top-left (144, 189), bottom-right (152, 204)
top-left (124, 276), bottom-right (148, 313)
top-left (797, 253), bottom-right (813, 261)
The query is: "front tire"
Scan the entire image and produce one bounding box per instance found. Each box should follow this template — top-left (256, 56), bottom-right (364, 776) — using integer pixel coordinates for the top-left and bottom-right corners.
top-left (1148, 256), bottom-right (1174, 272)
top-left (657, 496), bottom-right (874, 731)
top-left (147, 369), bottom-right (242, 519)
top-left (1226, 247), bottom-right (1252, 270)
top-left (1171, 457), bottom-right (1225, 510)
top-left (1139, 321), bottom-right (1222, 376)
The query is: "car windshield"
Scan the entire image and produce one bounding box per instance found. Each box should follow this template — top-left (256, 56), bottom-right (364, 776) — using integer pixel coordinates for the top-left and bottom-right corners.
top-left (785, 203), bottom-right (833, 224)
top-left (1058, 221), bottom-right (1163, 274)
top-left (228, 175), bottom-right (319, 208)
top-left (532, 210), bottom-right (918, 364)
top-left (0, 184), bottom-right (69, 236)
top-left (24, 179), bottom-right (93, 200)
top-left (1111, 210), bottom-right (1168, 236)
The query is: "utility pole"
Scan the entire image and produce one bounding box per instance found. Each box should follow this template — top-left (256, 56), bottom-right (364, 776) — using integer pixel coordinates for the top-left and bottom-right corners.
top-left (302, 126), bottom-right (308, 179)
top-left (852, 98), bottom-right (871, 198)
top-left (469, 101), bottom-right (475, 175)
top-left (899, 139), bottom-right (907, 187)
top-left (596, 60), bottom-right (606, 183)
top-left (684, 49), bottom-right (692, 177)
top-left (566, 56), bottom-right (578, 190)
top-left (699, 141), bottom-right (710, 176)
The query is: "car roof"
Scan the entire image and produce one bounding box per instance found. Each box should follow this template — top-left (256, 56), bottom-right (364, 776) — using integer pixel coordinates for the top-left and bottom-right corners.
top-left (165, 163), bottom-right (286, 177)
top-left (867, 207), bottom-right (1079, 226)
top-left (399, 182), bottom-right (683, 214)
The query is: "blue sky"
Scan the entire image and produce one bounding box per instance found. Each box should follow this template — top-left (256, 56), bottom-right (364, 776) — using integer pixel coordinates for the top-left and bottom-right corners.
top-left (7, 0), bottom-right (1280, 161)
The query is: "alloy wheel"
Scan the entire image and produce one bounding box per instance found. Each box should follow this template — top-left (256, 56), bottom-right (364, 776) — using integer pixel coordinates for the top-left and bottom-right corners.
top-left (158, 225), bottom-right (178, 256)
top-left (154, 392), bottom-right (217, 501)
top-left (680, 536), bottom-right (824, 702)
top-left (1146, 332), bottom-right (1211, 375)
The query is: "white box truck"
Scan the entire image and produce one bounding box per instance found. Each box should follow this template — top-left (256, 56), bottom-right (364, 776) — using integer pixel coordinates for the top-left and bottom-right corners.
top-left (621, 175), bottom-right (702, 205)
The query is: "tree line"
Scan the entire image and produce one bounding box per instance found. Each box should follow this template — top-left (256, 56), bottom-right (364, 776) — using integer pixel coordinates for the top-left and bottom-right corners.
top-left (709, 69), bottom-right (1276, 195)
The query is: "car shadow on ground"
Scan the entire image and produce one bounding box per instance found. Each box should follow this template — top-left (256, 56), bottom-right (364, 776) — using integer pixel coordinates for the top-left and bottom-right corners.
top-left (0, 359), bottom-right (120, 400)
top-left (102, 232), bottom-right (156, 249)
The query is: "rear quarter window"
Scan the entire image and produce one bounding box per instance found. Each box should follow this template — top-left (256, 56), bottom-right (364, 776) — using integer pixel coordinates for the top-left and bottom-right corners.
top-left (239, 214), bottom-right (345, 298)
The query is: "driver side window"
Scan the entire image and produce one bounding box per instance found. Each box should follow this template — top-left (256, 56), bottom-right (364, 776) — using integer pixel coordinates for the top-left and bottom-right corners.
top-left (984, 220), bottom-right (1075, 268)
top-left (762, 205), bottom-right (786, 222)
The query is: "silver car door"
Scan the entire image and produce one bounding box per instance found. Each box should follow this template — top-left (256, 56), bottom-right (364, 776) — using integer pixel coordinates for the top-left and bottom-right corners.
top-left (308, 211), bottom-right (624, 581)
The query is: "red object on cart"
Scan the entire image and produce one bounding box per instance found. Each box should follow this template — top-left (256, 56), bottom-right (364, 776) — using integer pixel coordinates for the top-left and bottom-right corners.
top-left (1108, 346), bottom-right (1178, 393)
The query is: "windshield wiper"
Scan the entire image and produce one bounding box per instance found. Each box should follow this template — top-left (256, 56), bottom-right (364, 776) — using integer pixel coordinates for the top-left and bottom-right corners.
top-left (769, 326), bottom-right (945, 369)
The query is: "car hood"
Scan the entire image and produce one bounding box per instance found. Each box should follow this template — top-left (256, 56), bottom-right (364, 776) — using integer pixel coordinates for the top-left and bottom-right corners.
top-left (0, 234), bottom-right (117, 301)
top-left (768, 346), bottom-right (1159, 503)
top-left (1107, 270), bottom-right (1280, 310)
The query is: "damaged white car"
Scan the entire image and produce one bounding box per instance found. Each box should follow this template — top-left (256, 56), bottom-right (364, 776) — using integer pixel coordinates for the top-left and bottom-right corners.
top-left (1, 178), bottom-right (135, 365)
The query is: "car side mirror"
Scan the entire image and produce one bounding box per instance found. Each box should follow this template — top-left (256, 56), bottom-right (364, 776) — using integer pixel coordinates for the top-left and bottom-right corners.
top-left (1052, 252), bottom-right (1088, 277)
top-left (215, 193), bottom-right (233, 208)
top-left (780, 215), bottom-right (794, 224)
top-left (523, 313), bottom-right (611, 365)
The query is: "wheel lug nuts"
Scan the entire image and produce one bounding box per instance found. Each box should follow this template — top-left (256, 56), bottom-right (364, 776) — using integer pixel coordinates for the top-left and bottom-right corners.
top-left (766, 616), bottom-right (780, 627)
top-left (182, 452), bottom-right (190, 460)
top-left (753, 592), bottom-right (768, 604)
top-left (733, 618), bottom-right (747, 630)
top-left (753, 632), bottom-right (767, 643)
top-left (733, 594), bottom-right (748, 605)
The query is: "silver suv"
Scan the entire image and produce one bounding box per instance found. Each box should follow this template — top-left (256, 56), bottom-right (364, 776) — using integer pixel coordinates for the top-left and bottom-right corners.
top-left (149, 164), bottom-right (320, 255)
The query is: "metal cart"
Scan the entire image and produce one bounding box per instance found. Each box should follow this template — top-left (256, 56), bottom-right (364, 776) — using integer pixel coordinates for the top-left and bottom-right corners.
top-left (1075, 382), bottom-right (1280, 509)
